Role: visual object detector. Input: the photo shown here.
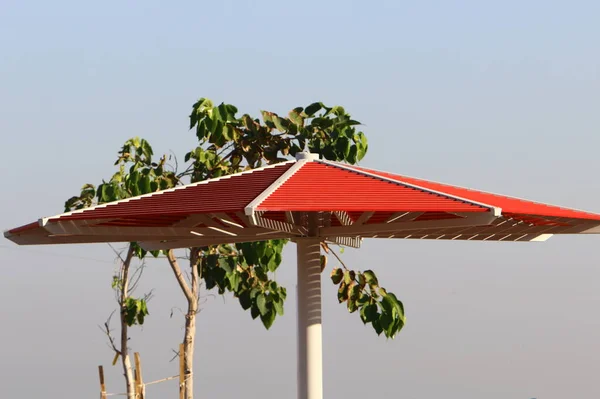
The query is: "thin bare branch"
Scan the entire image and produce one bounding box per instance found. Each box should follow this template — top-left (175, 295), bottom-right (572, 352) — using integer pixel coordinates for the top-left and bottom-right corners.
top-left (107, 243), bottom-right (127, 264)
top-left (324, 243), bottom-right (349, 271)
top-left (128, 260), bottom-right (146, 293)
top-left (100, 310), bottom-right (121, 356)
top-left (169, 348), bottom-right (180, 363)
top-left (170, 307), bottom-right (184, 319)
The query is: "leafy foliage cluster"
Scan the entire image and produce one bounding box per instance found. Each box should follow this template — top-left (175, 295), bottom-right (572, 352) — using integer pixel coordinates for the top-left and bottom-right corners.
top-left (186, 99), bottom-right (367, 179)
top-left (111, 275), bottom-right (150, 327)
top-left (331, 267), bottom-right (405, 338)
top-left (64, 97), bottom-right (404, 336)
top-left (122, 297), bottom-right (149, 326)
top-left (200, 240), bottom-right (287, 329)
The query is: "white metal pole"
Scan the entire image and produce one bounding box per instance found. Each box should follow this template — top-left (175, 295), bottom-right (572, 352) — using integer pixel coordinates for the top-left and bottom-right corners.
top-left (296, 238), bottom-right (323, 399)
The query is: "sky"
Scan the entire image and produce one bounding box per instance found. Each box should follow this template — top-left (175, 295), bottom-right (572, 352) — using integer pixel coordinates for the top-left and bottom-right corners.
top-left (1, 1), bottom-right (599, 398)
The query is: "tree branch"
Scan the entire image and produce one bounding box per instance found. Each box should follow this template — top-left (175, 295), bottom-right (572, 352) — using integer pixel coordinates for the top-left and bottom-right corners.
top-left (322, 242), bottom-right (348, 270)
top-left (167, 249), bottom-right (194, 303)
top-left (121, 244), bottom-right (135, 303)
top-left (99, 311), bottom-right (121, 356)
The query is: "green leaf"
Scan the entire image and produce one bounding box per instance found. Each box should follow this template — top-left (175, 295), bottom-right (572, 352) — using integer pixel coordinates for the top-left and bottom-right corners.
top-left (267, 254), bottom-right (278, 272)
top-left (357, 293), bottom-right (370, 305)
top-left (372, 319), bottom-right (383, 336)
top-left (347, 298), bottom-right (358, 313)
top-left (261, 110), bottom-right (273, 124)
top-left (196, 120), bottom-right (207, 140)
top-left (360, 303), bottom-right (379, 324)
top-left (149, 250), bottom-right (161, 258)
top-left (382, 292), bottom-right (405, 322)
top-left (138, 175), bottom-right (151, 194)
top-left (379, 311), bottom-right (394, 338)
top-left (141, 139), bottom-right (153, 158)
top-left (354, 131), bottom-right (368, 161)
top-left (226, 104), bottom-right (238, 117)
top-left (358, 273), bottom-right (367, 288)
top-left (250, 305), bottom-right (260, 320)
top-left (249, 287), bottom-right (261, 300)
top-left (239, 291), bottom-right (252, 310)
top-left (347, 145), bottom-right (358, 164)
top-left (304, 102), bottom-right (322, 117)
top-left (268, 281), bottom-right (278, 293)
top-left (363, 270), bottom-right (378, 286)
top-left (228, 272), bottom-right (241, 292)
top-left (256, 293), bottom-right (268, 316)
top-left (348, 282), bottom-right (360, 301)
top-left (273, 116), bottom-right (288, 132)
top-left (330, 268), bottom-right (343, 284)
top-left (218, 102), bottom-right (234, 122)
top-left (332, 105), bottom-right (346, 116)
top-left (239, 242), bottom-right (258, 265)
top-left (222, 124), bottom-right (234, 141)
top-left (212, 103), bottom-right (224, 121)
top-left (337, 282), bottom-right (348, 303)
top-left (206, 254), bottom-right (219, 269)
top-left (343, 270), bottom-right (353, 285)
top-left (218, 257), bottom-right (234, 274)
top-left (273, 299), bottom-right (284, 316)
top-left (335, 137), bottom-right (351, 159)
top-left (260, 310), bottom-right (276, 330)
top-left (288, 109), bottom-right (304, 126)
top-left (137, 300), bottom-right (149, 325)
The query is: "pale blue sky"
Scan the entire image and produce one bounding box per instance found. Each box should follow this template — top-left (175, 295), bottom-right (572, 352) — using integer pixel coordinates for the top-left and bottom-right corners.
top-left (1, 1), bottom-right (599, 398)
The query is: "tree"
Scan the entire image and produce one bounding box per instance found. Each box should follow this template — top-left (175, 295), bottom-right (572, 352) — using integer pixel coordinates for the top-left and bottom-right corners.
top-left (65, 140), bottom-right (172, 399)
top-left (65, 99), bottom-right (405, 399)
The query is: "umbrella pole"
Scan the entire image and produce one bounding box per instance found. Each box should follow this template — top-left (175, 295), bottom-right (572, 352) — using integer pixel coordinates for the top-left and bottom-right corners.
top-left (296, 238), bottom-right (323, 399)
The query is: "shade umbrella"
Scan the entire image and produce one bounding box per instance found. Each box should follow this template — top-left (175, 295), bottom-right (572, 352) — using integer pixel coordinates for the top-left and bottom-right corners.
top-left (6, 152), bottom-right (600, 399)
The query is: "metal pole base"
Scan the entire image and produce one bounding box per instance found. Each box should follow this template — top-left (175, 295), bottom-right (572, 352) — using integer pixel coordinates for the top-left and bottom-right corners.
top-left (296, 238), bottom-right (323, 399)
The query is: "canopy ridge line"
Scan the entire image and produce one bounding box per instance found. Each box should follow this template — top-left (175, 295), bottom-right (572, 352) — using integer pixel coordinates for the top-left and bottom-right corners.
top-left (244, 159), bottom-right (309, 225)
top-left (318, 160), bottom-right (502, 217)
top-left (38, 160), bottom-right (296, 226)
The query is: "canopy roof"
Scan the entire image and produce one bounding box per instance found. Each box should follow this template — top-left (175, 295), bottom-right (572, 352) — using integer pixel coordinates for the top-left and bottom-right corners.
top-left (6, 154), bottom-right (600, 250)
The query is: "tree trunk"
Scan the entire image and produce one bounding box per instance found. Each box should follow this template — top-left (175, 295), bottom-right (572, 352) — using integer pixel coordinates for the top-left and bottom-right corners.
top-left (167, 249), bottom-right (199, 399)
top-left (183, 297), bottom-right (197, 399)
top-left (120, 245), bottom-right (136, 399)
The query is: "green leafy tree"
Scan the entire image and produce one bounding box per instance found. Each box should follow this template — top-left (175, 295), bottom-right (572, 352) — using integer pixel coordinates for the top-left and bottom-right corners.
top-left (66, 98), bottom-right (404, 399)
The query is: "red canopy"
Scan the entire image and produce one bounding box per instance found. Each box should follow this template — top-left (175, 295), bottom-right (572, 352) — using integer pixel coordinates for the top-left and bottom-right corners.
top-left (6, 154), bottom-right (600, 249)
